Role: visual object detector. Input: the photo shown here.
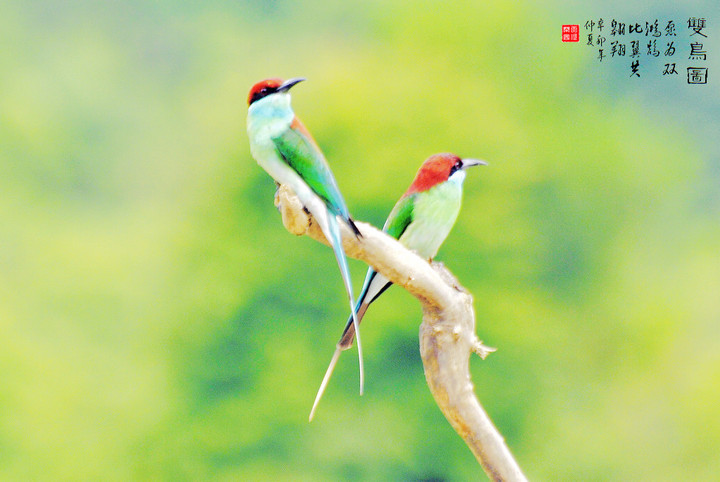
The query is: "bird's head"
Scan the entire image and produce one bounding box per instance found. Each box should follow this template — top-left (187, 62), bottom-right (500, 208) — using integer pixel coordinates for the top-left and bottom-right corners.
top-left (247, 77), bottom-right (306, 106)
top-left (405, 153), bottom-right (486, 195)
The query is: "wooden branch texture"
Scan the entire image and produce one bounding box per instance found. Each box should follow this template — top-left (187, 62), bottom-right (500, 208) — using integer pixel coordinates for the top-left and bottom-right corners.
top-left (274, 185), bottom-right (527, 481)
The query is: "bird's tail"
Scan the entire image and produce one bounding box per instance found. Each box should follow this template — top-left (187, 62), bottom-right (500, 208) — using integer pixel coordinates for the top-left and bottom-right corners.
top-left (325, 215), bottom-right (364, 394)
top-left (337, 302), bottom-right (370, 349)
top-left (309, 299), bottom-right (369, 422)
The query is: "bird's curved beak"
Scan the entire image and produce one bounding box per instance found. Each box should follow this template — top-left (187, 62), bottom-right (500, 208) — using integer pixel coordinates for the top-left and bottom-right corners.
top-left (461, 158), bottom-right (488, 169)
top-left (278, 77), bottom-right (306, 93)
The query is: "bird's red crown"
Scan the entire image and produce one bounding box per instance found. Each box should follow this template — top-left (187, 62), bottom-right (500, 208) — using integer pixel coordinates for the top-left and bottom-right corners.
top-left (405, 153), bottom-right (462, 195)
top-left (247, 78), bottom-right (284, 106)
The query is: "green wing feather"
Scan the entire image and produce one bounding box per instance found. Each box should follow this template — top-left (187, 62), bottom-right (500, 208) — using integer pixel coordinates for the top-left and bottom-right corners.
top-left (383, 194), bottom-right (414, 240)
top-left (271, 126), bottom-right (349, 219)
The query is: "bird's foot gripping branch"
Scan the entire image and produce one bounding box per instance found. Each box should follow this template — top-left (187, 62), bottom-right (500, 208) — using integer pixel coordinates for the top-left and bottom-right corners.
top-left (274, 184), bottom-right (528, 482)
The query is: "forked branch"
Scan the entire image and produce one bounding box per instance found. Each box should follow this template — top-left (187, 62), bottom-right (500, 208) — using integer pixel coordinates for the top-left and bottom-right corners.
top-left (274, 184), bottom-right (527, 481)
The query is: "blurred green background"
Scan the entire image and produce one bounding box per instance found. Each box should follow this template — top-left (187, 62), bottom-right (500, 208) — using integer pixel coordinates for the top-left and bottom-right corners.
top-left (1, 1), bottom-right (719, 480)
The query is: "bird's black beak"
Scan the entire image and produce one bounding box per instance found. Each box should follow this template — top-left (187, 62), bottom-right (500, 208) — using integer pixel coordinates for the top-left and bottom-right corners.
top-left (461, 158), bottom-right (488, 169)
top-left (278, 77), bottom-right (306, 93)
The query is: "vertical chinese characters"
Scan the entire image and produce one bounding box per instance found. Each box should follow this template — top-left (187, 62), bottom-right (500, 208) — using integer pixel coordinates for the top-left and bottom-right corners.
top-left (687, 17), bottom-right (708, 84)
top-left (580, 16), bottom-right (709, 83)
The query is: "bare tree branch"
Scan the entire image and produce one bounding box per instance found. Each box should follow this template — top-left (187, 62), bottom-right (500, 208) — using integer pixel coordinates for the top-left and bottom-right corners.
top-left (274, 184), bottom-right (527, 481)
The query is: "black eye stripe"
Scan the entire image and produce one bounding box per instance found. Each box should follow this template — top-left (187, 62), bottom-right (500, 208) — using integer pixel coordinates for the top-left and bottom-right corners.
top-left (250, 85), bottom-right (278, 105)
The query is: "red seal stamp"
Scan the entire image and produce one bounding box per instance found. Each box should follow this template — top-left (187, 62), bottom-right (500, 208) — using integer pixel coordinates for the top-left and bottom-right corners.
top-left (562, 25), bottom-right (579, 42)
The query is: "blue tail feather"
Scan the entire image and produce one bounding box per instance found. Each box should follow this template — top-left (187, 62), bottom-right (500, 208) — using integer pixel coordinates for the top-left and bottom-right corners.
top-left (326, 215), bottom-right (364, 394)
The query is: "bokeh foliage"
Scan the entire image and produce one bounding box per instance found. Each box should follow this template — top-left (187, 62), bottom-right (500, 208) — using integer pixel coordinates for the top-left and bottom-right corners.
top-left (1, 1), bottom-right (719, 480)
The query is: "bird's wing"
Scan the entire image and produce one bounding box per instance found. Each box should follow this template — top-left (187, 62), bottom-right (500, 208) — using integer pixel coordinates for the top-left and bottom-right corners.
top-left (271, 117), bottom-right (350, 219)
top-left (353, 193), bottom-right (413, 304)
top-left (383, 193), bottom-right (414, 240)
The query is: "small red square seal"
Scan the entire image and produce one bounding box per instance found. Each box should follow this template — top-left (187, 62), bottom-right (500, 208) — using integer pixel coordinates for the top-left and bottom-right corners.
top-left (562, 25), bottom-right (579, 42)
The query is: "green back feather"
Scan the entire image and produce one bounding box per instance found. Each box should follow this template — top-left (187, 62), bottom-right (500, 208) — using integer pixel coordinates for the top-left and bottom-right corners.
top-left (272, 128), bottom-right (349, 219)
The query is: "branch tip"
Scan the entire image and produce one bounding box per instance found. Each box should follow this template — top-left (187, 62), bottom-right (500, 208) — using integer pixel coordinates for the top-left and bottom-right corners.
top-left (472, 340), bottom-right (497, 360)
